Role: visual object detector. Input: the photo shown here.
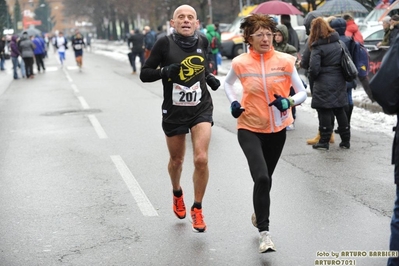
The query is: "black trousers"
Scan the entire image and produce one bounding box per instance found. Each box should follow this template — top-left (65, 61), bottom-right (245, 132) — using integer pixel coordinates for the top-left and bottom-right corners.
top-left (238, 128), bottom-right (286, 232)
top-left (130, 51), bottom-right (144, 72)
top-left (317, 107), bottom-right (348, 130)
top-left (35, 54), bottom-right (45, 71)
top-left (23, 57), bottom-right (34, 78)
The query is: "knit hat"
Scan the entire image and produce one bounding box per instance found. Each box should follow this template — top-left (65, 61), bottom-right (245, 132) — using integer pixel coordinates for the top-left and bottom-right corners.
top-left (382, 16), bottom-right (391, 23)
top-left (392, 14), bottom-right (399, 21)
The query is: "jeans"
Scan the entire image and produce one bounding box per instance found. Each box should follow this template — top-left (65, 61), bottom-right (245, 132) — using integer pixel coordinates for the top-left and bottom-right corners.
top-left (388, 185), bottom-right (399, 266)
top-left (58, 51), bottom-right (65, 65)
top-left (11, 56), bottom-right (19, 79)
top-left (0, 56), bottom-right (5, 70)
top-left (19, 57), bottom-right (26, 78)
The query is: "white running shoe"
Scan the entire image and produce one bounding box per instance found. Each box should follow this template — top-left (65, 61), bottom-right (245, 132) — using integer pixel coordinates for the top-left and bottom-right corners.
top-left (259, 231), bottom-right (276, 253)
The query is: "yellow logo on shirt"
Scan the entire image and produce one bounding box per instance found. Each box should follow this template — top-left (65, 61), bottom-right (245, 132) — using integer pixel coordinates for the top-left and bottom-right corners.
top-left (179, 55), bottom-right (205, 82)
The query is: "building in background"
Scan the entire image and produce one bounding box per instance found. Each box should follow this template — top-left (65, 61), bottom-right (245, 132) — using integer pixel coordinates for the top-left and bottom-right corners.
top-left (5, 0), bottom-right (75, 35)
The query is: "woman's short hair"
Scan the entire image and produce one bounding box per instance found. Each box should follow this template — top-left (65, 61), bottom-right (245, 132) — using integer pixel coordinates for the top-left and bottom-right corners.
top-left (240, 13), bottom-right (277, 46)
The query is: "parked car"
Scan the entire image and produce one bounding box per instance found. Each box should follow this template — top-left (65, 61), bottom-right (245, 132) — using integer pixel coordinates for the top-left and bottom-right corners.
top-left (360, 26), bottom-right (384, 50)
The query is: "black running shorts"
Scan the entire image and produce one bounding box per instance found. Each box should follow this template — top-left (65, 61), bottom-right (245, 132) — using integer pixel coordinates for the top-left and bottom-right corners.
top-left (162, 114), bottom-right (213, 137)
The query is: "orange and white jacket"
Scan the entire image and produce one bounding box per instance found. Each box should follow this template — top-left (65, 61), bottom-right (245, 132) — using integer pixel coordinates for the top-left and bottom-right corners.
top-left (224, 46), bottom-right (307, 133)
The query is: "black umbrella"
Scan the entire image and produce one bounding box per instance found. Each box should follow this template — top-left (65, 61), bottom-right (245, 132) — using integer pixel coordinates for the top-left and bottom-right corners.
top-left (316, 0), bottom-right (368, 16)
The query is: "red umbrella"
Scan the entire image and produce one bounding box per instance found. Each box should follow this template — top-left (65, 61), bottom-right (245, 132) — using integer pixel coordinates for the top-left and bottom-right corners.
top-left (252, 0), bottom-right (303, 15)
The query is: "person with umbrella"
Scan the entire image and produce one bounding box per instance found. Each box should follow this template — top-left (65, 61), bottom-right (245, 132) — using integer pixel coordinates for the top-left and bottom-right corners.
top-left (223, 13), bottom-right (306, 253)
top-left (18, 32), bottom-right (36, 79)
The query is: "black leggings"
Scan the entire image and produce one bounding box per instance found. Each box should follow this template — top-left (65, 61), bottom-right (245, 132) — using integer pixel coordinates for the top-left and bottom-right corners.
top-left (238, 129), bottom-right (286, 232)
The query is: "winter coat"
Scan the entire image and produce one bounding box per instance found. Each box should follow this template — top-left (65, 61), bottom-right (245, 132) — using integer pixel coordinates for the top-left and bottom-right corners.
top-left (18, 34), bottom-right (35, 58)
top-left (144, 30), bottom-right (156, 50)
top-left (329, 18), bottom-right (357, 90)
top-left (205, 24), bottom-right (221, 54)
top-left (309, 31), bottom-right (347, 109)
top-left (389, 22), bottom-right (399, 47)
top-left (281, 21), bottom-right (300, 51)
top-left (381, 27), bottom-right (391, 47)
top-left (273, 24), bottom-right (297, 57)
top-left (32, 36), bottom-right (46, 55)
top-left (345, 20), bottom-right (364, 44)
top-left (10, 35), bottom-right (20, 58)
top-left (128, 29), bottom-right (144, 53)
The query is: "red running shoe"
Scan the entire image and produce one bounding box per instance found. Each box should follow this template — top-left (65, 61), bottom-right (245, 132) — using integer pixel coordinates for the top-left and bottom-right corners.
top-left (173, 194), bottom-right (186, 219)
top-left (191, 207), bottom-right (206, 232)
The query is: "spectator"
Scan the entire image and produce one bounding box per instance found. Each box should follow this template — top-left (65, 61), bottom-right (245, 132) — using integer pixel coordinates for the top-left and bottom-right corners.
top-left (205, 24), bottom-right (221, 75)
top-left (10, 35), bottom-right (20, 79)
top-left (32, 34), bottom-right (46, 73)
top-left (18, 32), bottom-right (36, 79)
top-left (390, 14), bottom-right (399, 46)
top-left (127, 29), bottom-right (145, 74)
top-left (273, 24), bottom-right (298, 130)
top-left (343, 13), bottom-right (364, 44)
top-left (300, 11), bottom-right (335, 145)
top-left (143, 25), bottom-right (156, 60)
top-left (281, 15), bottom-right (300, 52)
top-left (156, 25), bottom-right (167, 40)
top-left (329, 17), bottom-right (357, 132)
top-left (0, 35), bottom-right (6, 71)
top-left (377, 16), bottom-right (391, 48)
top-left (307, 17), bottom-right (350, 150)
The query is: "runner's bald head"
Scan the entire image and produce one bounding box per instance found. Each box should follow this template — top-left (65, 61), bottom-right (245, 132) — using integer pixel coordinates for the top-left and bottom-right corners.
top-left (173, 4), bottom-right (197, 19)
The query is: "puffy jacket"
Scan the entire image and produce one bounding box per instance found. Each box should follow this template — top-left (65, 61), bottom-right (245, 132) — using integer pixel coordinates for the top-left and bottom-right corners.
top-left (10, 35), bottom-right (20, 57)
top-left (345, 20), bottom-right (364, 44)
top-left (32, 36), bottom-right (46, 55)
top-left (309, 32), bottom-right (347, 109)
top-left (18, 34), bottom-right (35, 58)
top-left (231, 47), bottom-right (296, 133)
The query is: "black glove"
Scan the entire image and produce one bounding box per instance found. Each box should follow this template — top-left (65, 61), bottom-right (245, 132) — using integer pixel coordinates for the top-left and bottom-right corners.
top-left (161, 63), bottom-right (181, 78)
top-left (231, 101), bottom-right (245, 118)
top-left (268, 94), bottom-right (294, 112)
top-left (206, 75), bottom-right (220, 91)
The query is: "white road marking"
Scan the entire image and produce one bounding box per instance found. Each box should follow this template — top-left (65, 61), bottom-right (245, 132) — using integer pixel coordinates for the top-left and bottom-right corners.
top-left (110, 155), bottom-right (158, 217)
top-left (87, 115), bottom-right (108, 139)
top-left (71, 84), bottom-right (79, 93)
top-left (78, 96), bottom-right (90, 109)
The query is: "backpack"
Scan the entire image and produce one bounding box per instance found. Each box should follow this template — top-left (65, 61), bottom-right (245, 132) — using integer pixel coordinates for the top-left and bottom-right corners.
top-left (349, 39), bottom-right (370, 78)
top-left (210, 34), bottom-right (218, 49)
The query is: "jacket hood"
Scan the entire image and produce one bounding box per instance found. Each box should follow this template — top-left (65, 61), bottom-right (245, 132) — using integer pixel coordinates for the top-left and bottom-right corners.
top-left (206, 24), bottom-right (216, 33)
top-left (11, 35), bottom-right (18, 42)
top-left (304, 11), bottom-right (323, 35)
top-left (329, 18), bottom-right (347, 36)
top-left (276, 24), bottom-right (289, 44)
